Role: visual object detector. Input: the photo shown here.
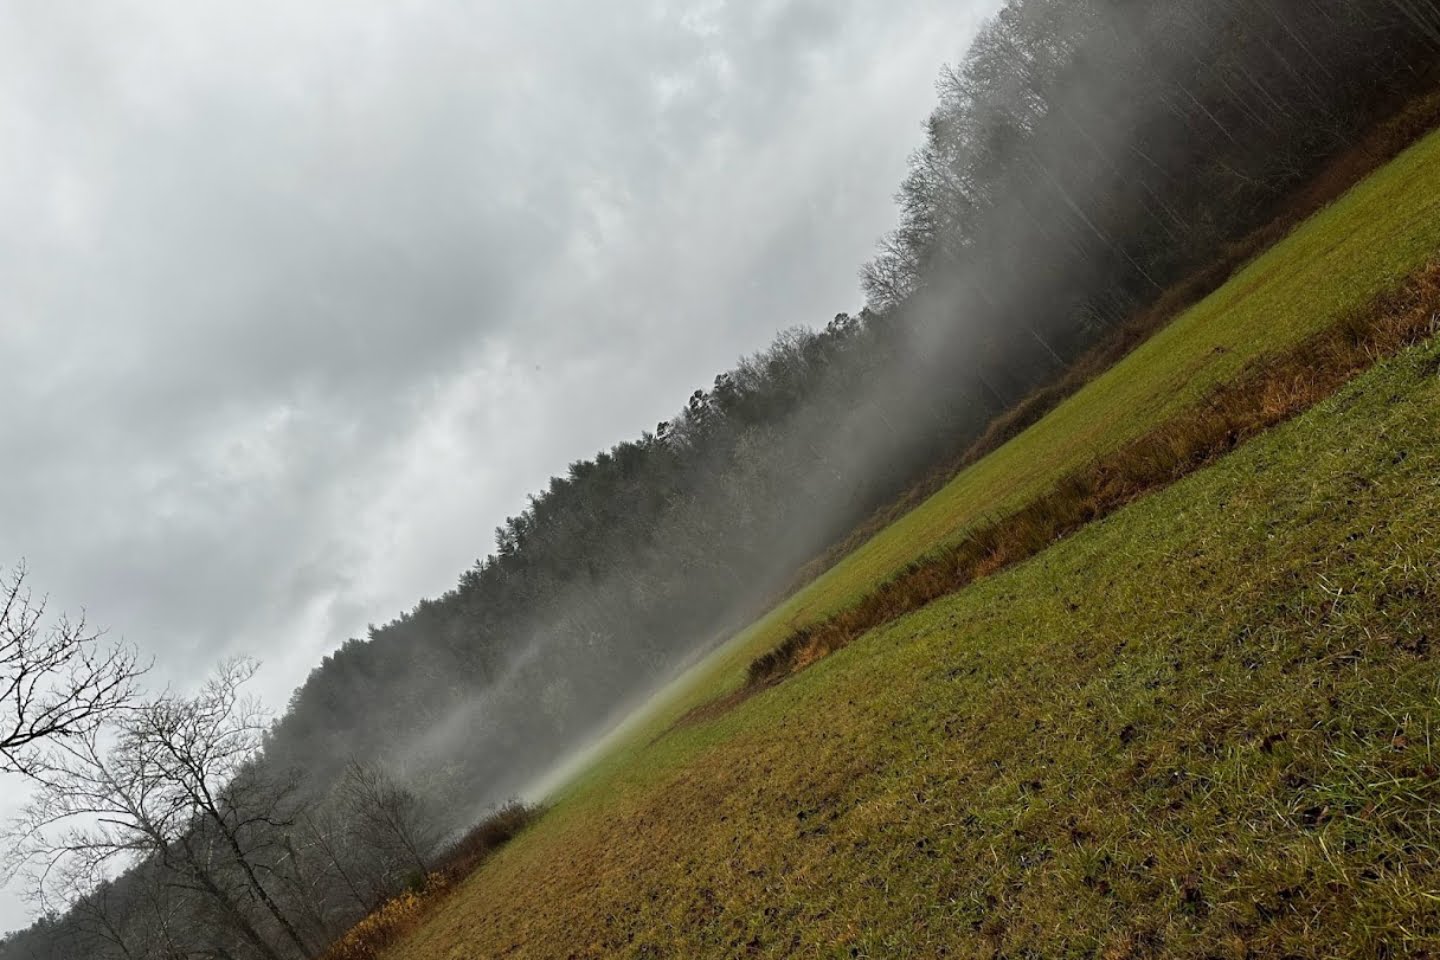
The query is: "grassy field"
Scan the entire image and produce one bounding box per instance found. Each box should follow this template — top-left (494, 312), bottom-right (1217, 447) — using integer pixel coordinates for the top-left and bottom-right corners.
top-left (384, 129), bottom-right (1440, 957)
top-left (553, 124), bottom-right (1440, 787)
top-left (397, 317), bottom-right (1440, 960)
top-left (754, 123), bottom-right (1440, 660)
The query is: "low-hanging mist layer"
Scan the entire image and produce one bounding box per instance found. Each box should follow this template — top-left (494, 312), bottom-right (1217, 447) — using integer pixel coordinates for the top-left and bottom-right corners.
top-left (8, 0), bottom-right (1440, 958)
top-left (266, 0), bottom-right (1440, 816)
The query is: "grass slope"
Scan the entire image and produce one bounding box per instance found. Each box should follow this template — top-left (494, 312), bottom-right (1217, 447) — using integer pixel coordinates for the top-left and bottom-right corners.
top-left (744, 261), bottom-right (1440, 689)
top-left (385, 130), bottom-right (1440, 957)
top-left (554, 124), bottom-right (1440, 802)
top-left (758, 123), bottom-right (1440, 666)
top-left (398, 318), bottom-right (1440, 960)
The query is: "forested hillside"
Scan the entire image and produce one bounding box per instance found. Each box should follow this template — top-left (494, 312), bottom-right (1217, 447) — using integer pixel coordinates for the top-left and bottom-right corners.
top-left (7, 1), bottom-right (1440, 958)
top-left (267, 0), bottom-right (1440, 811)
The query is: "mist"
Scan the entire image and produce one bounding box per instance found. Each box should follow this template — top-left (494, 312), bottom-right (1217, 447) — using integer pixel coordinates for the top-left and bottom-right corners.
top-left (0, 0), bottom-right (987, 938)
top-left (263, 0), bottom-right (1440, 836)
top-left (6, 0), bottom-right (1440, 956)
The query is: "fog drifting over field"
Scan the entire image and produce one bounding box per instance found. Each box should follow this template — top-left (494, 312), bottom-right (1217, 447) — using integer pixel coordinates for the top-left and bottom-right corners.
top-left (0, 0), bottom-right (998, 929)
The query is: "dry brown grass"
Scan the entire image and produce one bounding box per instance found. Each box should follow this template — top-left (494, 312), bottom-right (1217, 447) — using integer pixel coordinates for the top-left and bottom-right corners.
top-left (320, 877), bottom-right (445, 960)
top-left (742, 261), bottom-right (1440, 692)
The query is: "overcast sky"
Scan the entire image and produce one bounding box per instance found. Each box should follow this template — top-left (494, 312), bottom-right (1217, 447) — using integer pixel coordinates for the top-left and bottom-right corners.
top-left (0, 0), bottom-right (997, 930)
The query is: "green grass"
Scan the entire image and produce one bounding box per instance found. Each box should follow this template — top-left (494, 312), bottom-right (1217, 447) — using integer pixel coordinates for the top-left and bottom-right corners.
top-left (397, 320), bottom-right (1440, 960)
top-left (384, 129), bottom-right (1440, 958)
top-left (545, 124), bottom-right (1440, 800)
top-left (763, 124), bottom-right (1440, 652)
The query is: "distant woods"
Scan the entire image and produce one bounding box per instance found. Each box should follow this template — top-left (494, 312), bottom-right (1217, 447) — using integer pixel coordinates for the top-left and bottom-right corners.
top-left (863, 0), bottom-right (1440, 328)
top-left (7, 1), bottom-right (1440, 957)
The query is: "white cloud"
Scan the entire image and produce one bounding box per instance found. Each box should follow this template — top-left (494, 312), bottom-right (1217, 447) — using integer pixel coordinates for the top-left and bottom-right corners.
top-left (0, 0), bottom-right (999, 931)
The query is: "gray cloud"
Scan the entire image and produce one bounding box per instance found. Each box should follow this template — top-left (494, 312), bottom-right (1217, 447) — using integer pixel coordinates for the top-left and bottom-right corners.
top-left (0, 0), bottom-right (998, 930)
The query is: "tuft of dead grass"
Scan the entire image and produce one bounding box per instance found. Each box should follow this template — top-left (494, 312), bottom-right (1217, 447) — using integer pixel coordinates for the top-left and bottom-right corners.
top-left (317, 802), bottom-right (541, 960)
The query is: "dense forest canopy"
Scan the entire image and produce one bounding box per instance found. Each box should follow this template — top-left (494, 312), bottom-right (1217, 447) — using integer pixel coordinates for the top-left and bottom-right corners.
top-left (7, 0), bottom-right (1440, 956)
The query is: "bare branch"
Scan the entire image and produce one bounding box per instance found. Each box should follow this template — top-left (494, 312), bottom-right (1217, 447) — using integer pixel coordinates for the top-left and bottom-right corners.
top-left (0, 562), bottom-right (147, 776)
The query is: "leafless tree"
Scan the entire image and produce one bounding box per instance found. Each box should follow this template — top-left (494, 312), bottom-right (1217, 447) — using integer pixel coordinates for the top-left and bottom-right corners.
top-left (0, 562), bottom-right (144, 776)
top-left (295, 804), bottom-right (376, 917)
top-left (336, 760), bottom-right (439, 883)
top-left (126, 660), bottom-right (314, 956)
top-left (9, 659), bottom-right (314, 960)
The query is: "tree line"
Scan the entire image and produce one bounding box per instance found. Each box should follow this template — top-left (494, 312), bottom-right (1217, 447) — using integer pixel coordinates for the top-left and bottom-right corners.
top-left (6, 0), bottom-right (1440, 956)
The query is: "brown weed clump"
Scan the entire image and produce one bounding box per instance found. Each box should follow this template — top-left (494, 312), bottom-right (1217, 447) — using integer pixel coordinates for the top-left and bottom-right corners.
top-left (746, 262), bottom-right (1440, 690)
top-left (430, 800), bottom-right (538, 881)
top-left (321, 876), bottom-right (446, 960)
top-left (318, 802), bottom-right (541, 960)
